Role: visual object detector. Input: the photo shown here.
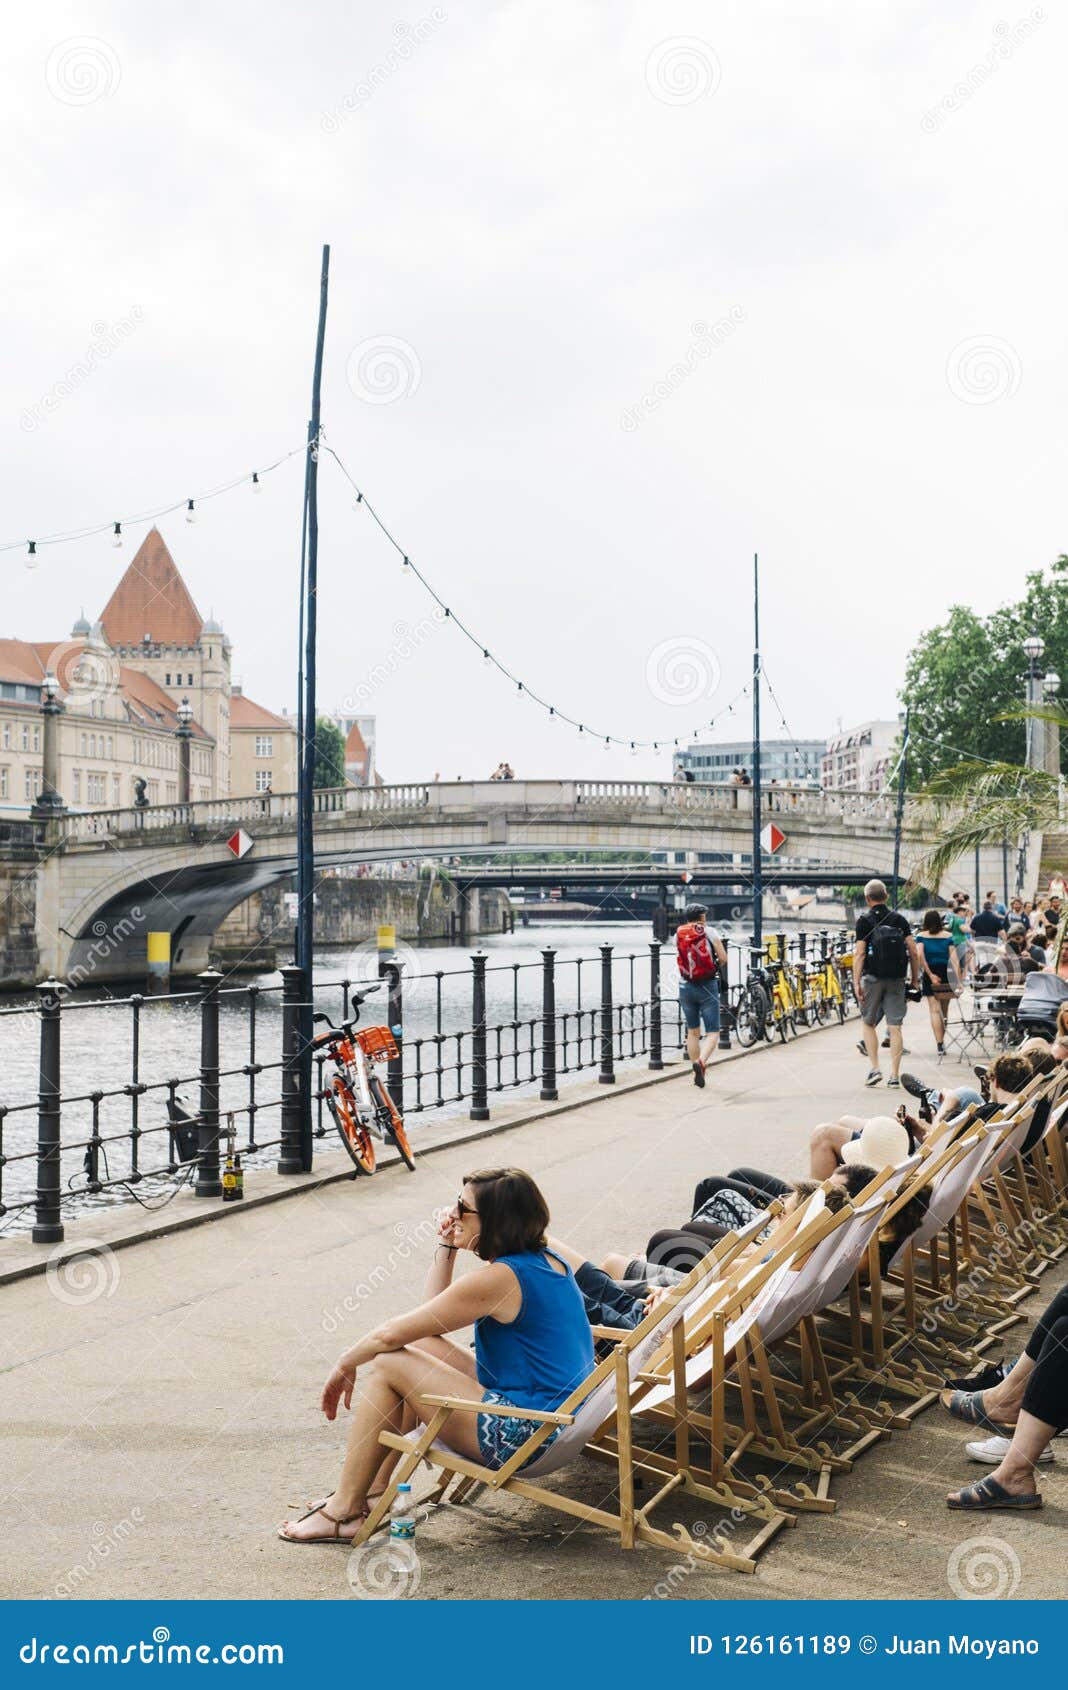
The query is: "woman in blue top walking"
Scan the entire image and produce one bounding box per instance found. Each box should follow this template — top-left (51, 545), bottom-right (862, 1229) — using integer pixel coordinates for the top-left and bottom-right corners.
top-left (915, 908), bottom-right (962, 1056)
top-left (280, 1168), bottom-right (594, 1544)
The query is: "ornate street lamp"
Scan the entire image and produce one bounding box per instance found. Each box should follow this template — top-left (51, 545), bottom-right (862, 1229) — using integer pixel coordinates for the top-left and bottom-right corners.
top-left (31, 672), bottom-right (66, 818)
top-left (175, 696), bottom-right (194, 806)
top-left (1043, 670), bottom-right (1061, 780)
top-left (1024, 632), bottom-right (1046, 770)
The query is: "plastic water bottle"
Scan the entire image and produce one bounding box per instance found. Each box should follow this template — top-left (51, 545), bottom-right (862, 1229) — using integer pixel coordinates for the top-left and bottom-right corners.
top-left (389, 1483), bottom-right (416, 1544)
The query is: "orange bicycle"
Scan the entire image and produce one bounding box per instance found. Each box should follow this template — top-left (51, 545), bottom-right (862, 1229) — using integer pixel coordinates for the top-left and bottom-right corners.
top-left (313, 984), bottom-right (415, 1174)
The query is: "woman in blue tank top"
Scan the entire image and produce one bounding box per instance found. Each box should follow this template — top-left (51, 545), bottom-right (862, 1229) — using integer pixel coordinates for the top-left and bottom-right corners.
top-left (280, 1168), bottom-right (595, 1544)
top-left (916, 907), bottom-right (961, 1056)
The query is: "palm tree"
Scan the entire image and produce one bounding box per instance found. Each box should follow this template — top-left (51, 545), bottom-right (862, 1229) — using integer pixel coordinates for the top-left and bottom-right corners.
top-left (915, 702), bottom-right (1067, 891)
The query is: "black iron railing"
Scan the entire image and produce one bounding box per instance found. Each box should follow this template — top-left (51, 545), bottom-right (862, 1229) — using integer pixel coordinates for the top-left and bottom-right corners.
top-left (0, 929), bottom-right (854, 1240)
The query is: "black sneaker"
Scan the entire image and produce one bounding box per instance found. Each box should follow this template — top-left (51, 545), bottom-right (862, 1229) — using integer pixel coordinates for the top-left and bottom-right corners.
top-left (901, 1073), bottom-right (931, 1100)
top-left (856, 1040), bottom-right (867, 1056)
top-left (692, 1060), bottom-right (705, 1089)
top-left (974, 1065), bottom-right (989, 1082)
top-left (943, 1358), bottom-right (1007, 1393)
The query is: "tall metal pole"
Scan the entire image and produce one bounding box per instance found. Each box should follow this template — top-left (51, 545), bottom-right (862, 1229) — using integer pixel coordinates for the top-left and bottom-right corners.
top-left (751, 553), bottom-right (763, 951)
top-left (296, 244), bottom-right (330, 1172)
top-left (891, 705), bottom-right (910, 910)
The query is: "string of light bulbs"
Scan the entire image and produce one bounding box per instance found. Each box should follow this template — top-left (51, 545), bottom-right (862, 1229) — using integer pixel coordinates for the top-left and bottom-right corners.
top-left (322, 439), bottom-right (751, 752)
top-left (6, 442), bottom-right (307, 560)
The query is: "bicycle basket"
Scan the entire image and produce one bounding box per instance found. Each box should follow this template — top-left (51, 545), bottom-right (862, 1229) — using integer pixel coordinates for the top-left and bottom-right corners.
top-left (355, 1025), bottom-right (399, 1063)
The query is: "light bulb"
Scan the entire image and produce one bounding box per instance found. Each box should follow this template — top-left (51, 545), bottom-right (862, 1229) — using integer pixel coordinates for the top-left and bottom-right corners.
top-left (112, 522), bottom-right (123, 548)
top-left (185, 499), bottom-right (196, 523)
top-left (252, 472), bottom-right (261, 493)
top-left (402, 555), bottom-right (410, 569)
top-left (26, 541), bottom-right (38, 570)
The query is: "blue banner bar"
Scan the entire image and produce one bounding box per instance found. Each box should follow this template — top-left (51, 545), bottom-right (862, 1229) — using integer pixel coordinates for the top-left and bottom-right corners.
top-left (1, 1601), bottom-right (1057, 1685)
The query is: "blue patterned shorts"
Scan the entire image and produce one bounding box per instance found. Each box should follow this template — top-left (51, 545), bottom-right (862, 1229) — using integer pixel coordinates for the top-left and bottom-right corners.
top-left (476, 1390), bottom-right (561, 1471)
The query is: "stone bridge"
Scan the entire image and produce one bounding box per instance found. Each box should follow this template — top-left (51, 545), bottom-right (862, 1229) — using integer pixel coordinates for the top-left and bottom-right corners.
top-left (14, 778), bottom-right (1023, 985)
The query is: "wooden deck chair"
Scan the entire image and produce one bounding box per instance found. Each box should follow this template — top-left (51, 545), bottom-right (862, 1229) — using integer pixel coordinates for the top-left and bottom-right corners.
top-left (817, 1130), bottom-right (1001, 1397)
top-left (976, 1087), bottom-right (1068, 1271)
top-left (868, 1107), bottom-right (1040, 1379)
top-left (350, 1233), bottom-right (793, 1576)
top-left (627, 1191), bottom-right (858, 1511)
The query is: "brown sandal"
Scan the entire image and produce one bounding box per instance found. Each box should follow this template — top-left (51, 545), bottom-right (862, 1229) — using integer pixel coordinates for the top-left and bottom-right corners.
top-left (277, 1503), bottom-right (366, 1545)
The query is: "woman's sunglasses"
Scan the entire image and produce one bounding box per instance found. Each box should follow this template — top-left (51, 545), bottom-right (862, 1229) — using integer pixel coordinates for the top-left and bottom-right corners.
top-left (455, 1195), bottom-right (479, 1219)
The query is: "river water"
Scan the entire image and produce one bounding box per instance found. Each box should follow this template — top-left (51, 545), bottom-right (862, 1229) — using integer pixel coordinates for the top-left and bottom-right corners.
top-left (0, 916), bottom-right (800, 1229)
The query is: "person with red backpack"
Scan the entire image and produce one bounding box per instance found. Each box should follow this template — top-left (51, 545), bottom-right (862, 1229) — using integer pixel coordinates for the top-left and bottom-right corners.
top-left (675, 903), bottom-right (728, 1088)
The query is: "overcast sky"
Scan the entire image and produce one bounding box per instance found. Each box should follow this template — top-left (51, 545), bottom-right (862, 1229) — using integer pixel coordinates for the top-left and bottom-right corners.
top-left (5, 1), bottom-right (1064, 782)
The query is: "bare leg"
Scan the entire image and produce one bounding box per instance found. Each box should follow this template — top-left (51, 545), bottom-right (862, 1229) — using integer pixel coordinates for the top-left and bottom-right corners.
top-left (699, 1029), bottom-right (720, 1064)
top-left (809, 1117), bottom-right (864, 1180)
top-left (887, 1023), bottom-right (904, 1079)
top-left (981, 1352), bottom-right (1036, 1424)
top-left (280, 1349), bottom-right (484, 1542)
top-left (685, 1026), bottom-right (700, 1063)
top-left (861, 1021), bottom-right (880, 1072)
top-left (600, 1250), bottom-right (632, 1278)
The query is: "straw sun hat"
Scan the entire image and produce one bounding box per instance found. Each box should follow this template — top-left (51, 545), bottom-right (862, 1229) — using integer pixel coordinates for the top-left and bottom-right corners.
top-left (839, 1115), bottom-right (909, 1167)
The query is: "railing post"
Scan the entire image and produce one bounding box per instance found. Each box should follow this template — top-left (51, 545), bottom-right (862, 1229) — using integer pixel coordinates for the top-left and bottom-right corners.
top-left (379, 958), bottom-right (404, 1115)
top-left (648, 941), bottom-right (663, 1070)
top-left (470, 951), bottom-right (490, 1121)
top-left (278, 964), bottom-right (306, 1174)
top-left (539, 947), bottom-right (558, 1100)
top-left (598, 943), bottom-right (615, 1084)
top-left (195, 968), bottom-right (223, 1197)
top-left (719, 943), bottom-right (732, 1051)
top-left (820, 928), bottom-right (829, 961)
top-left (32, 977), bottom-right (64, 1244)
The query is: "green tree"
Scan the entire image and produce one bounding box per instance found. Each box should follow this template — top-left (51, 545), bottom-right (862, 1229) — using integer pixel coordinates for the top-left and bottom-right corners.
top-left (901, 556), bottom-right (1068, 783)
top-left (312, 717), bottom-right (347, 788)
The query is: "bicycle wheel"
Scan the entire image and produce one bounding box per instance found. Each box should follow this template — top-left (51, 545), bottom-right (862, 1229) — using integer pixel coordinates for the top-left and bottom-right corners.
top-left (370, 1074), bottom-right (416, 1172)
top-left (733, 983), bottom-right (767, 1047)
top-left (327, 1077), bottom-right (376, 1175)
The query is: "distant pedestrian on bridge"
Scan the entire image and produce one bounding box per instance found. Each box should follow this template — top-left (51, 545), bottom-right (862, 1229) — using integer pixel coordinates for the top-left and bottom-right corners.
top-left (676, 903), bottom-right (728, 1088)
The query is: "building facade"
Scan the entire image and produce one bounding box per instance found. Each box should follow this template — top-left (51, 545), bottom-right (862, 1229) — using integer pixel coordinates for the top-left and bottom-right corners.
top-left (1, 528), bottom-right (297, 813)
top-left (821, 720), bottom-right (899, 792)
top-left (673, 738), bottom-right (825, 787)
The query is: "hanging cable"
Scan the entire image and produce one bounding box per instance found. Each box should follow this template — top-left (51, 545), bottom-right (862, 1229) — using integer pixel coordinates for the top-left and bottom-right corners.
top-left (4, 442), bottom-right (307, 557)
top-left (322, 440), bottom-right (750, 748)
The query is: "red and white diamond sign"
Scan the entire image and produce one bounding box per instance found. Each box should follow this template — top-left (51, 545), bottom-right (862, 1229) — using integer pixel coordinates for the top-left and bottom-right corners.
top-left (760, 822), bottom-right (786, 854)
top-left (227, 828), bottom-right (254, 859)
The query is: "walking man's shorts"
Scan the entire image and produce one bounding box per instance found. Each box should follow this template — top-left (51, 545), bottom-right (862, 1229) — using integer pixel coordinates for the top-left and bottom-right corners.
top-left (859, 974), bottom-right (907, 1028)
top-left (679, 980), bottom-right (721, 1034)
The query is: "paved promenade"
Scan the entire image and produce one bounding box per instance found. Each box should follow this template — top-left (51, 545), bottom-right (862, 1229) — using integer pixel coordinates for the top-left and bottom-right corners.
top-left (3, 1019), bottom-right (1064, 1602)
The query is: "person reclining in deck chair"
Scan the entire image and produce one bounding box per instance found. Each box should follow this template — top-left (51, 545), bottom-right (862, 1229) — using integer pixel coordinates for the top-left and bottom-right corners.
top-left (808, 1053), bottom-right (1034, 1181)
top-left (634, 1155), bottom-right (928, 1285)
top-left (546, 1166), bottom-right (874, 1338)
top-left (278, 1167), bottom-right (594, 1545)
top-left (894, 1049), bottom-right (1038, 1138)
top-left (942, 1283), bottom-right (1068, 1511)
top-left (594, 1170), bottom-right (868, 1296)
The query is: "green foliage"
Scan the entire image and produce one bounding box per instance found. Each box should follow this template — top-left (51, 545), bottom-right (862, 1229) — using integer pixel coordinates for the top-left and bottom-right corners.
top-left (312, 717), bottom-right (347, 789)
top-left (901, 556), bottom-right (1068, 782)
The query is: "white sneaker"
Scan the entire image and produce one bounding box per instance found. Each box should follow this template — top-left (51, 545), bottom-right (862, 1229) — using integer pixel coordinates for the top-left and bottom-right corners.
top-left (865, 1069), bottom-right (883, 1087)
top-left (966, 1433), bottom-right (1053, 1465)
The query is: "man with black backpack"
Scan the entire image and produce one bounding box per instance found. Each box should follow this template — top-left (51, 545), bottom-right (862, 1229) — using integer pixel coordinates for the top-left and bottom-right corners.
top-left (853, 878), bottom-right (921, 1089)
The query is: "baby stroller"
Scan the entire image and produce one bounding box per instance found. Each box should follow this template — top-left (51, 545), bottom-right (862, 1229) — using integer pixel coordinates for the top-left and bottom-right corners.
top-left (1012, 971), bottom-right (1068, 1043)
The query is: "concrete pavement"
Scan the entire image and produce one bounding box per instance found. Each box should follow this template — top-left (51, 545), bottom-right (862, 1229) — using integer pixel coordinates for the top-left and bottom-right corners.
top-left (2, 1014), bottom-right (1064, 1602)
